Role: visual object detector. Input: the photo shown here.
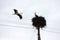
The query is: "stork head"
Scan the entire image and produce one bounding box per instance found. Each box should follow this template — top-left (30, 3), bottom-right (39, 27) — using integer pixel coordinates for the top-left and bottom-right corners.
top-left (34, 12), bottom-right (38, 17)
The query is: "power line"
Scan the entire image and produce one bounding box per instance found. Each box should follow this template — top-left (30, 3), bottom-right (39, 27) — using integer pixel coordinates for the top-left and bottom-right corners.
top-left (42, 29), bottom-right (60, 34)
top-left (0, 24), bottom-right (60, 34)
top-left (0, 20), bottom-right (32, 26)
top-left (0, 24), bottom-right (33, 29)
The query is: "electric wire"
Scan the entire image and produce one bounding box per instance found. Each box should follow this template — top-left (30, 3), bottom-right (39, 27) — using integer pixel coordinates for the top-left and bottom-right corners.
top-left (0, 24), bottom-right (33, 29)
top-left (0, 24), bottom-right (60, 34)
top-left (0, 20), bottom-right (32, 26)
top-left (42, 29), bottom-right (60, 34)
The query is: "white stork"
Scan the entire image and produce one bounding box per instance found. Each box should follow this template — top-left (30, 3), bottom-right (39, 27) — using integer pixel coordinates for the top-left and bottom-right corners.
top-left (13, 9), bottom-right (22, 19)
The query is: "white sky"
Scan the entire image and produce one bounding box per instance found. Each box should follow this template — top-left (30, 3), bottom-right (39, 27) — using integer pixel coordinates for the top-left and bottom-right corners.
top-left (0, 0), bottom-right (60, 40)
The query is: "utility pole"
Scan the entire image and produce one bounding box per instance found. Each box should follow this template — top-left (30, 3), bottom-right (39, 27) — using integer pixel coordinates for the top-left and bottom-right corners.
top-left (38, 28), bottom-right (41, 40)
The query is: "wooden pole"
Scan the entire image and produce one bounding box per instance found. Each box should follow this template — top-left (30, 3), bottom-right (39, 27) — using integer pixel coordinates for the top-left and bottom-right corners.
top-left (37, 28), bottom-right (41, 40)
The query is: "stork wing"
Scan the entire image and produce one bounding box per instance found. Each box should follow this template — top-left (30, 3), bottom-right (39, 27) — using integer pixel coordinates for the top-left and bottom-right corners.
top-left (18, 14), bottom-right (22, 19)
top-left (13, 9), bottom-right (18, 13)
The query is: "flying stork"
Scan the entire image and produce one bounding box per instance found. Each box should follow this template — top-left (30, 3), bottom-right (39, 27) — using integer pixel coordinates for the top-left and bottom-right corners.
top-left (13, 9), bottom-right (22, 19)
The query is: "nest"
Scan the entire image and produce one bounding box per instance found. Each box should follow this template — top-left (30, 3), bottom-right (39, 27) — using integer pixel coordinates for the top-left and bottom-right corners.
top-left (32, 16), bottom-right (46, 29)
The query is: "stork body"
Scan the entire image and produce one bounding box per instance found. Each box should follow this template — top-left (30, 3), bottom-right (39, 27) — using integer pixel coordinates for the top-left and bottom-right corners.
top-left (13, 9), bottom-right (22, 19)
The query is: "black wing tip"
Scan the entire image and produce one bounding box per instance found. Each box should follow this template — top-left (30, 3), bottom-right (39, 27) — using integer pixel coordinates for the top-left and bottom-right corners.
top-left (19, 16), bottom-right (22, 19)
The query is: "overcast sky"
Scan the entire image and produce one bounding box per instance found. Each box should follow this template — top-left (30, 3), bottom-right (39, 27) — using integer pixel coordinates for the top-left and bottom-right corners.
top-left (0, 0), bottom-right (60, 40)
